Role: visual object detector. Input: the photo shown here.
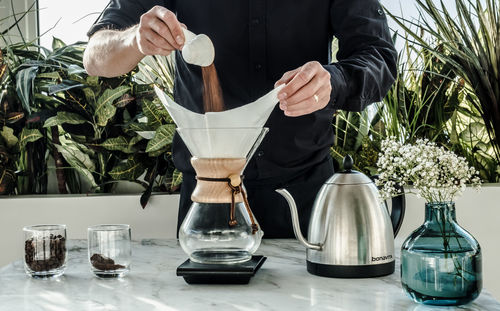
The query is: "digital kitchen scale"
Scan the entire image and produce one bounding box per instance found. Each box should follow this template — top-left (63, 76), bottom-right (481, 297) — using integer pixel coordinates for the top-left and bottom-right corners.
top-left (176, 256), bottom-right (266, 284)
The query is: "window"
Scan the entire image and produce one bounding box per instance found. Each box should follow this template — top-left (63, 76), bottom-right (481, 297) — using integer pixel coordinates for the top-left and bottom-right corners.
top-left (38, 0), bottom-right (107, 48)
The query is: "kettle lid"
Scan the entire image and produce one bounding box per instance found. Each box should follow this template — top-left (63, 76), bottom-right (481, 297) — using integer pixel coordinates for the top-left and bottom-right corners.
top-left (326, 155), bottom-right (373, 185)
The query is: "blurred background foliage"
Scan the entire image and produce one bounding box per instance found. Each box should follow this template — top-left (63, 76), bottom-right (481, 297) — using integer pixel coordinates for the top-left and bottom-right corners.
top-left (332, 0), bottom-right (500, 182)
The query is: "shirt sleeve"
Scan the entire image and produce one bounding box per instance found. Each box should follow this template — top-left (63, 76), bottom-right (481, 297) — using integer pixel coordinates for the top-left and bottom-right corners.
top-left (325, 0), bottom-right (397, 112)
top-left (87, 0), bottom-right (173, 37)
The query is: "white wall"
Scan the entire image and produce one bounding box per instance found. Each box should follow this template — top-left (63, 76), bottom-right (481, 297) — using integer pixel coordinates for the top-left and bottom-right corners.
top-left (38, 0), bottom-right (107, 47)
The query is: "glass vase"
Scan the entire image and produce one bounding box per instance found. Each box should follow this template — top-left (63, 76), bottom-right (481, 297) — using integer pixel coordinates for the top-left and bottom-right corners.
top-left (401, 202), bottom-right (482, 306)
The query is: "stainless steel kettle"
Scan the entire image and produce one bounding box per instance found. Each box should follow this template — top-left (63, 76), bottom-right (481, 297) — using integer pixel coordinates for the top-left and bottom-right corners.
top-left (276, 155), bottom-right (405, 278)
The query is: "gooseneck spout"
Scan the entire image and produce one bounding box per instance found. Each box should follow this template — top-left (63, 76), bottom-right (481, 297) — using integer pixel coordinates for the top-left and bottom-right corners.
top-left (275, 189), bottom-right (322, 251)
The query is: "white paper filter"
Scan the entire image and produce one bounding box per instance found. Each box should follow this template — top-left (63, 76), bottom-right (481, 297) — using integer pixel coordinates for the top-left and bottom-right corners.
top-left (154, 85), bottom-right (283, 158)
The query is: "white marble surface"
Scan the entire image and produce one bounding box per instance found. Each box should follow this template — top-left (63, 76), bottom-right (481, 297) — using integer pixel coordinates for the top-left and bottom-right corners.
top-left (0, 239), bottom-right (498, 311)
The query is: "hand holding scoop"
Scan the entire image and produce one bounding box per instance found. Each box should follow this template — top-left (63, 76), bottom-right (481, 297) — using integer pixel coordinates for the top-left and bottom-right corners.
top-left (181, 28), bottom-right (215, 67)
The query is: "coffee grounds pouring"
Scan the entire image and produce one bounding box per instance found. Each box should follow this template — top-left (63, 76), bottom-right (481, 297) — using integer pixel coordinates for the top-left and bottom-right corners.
top-left (201, 63), bottom-right (225, 112)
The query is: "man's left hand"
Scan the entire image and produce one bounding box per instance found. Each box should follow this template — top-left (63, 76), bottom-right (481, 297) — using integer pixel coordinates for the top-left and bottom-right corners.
top-left (274, 61), bottom-right (332, 117)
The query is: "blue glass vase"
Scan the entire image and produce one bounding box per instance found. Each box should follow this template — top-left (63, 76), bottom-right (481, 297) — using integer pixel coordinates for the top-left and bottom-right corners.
top-left (401, 202), bottom-right (482, 306)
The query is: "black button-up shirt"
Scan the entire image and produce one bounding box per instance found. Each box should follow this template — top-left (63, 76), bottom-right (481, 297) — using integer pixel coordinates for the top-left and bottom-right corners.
top-left (89, 0), bottom-right (397, 181)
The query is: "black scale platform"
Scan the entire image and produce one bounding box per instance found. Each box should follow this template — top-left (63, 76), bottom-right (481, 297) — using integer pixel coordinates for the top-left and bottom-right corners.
top-left (176, 256), bottom-right (267, 284)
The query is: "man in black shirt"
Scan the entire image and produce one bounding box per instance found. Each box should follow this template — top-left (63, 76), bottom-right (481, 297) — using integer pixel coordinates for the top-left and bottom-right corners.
top-left (84, 0), bottom-right (397, 238)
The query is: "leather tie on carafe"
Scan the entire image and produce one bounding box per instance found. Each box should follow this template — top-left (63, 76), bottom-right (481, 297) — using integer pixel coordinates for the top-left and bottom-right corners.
top-left (195, 175), bottom-right (259, 234)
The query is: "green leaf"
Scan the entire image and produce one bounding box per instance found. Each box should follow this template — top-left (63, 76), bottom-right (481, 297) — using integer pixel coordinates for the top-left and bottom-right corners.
top-left (94, 85), bottom-right (130, 127)
top-left (55, 143), bottom-right (97, 187)
top-left (52, 37), bottom-right (66, 50)
top-left (34, 93), bottom-right (65, 106)
top-left (127, 122), bottom-right (153, 132)
top-left (129, 135), bottom-right (143, 147)
top-left (47, 81), bottom-right (85, 95)
top-left (116, 93), bottom-right (135, 108)
top-left (0, 126), bottom-right (18, 148)
top-left (67, 64), bottom-right (86, 76)
top-left (171, 169), bottom-right (183, 188)
top-left (147, 147), bottom-right (168, 157)
top-left (83, 87), bottom-right (96, 105)
top-left (99, 136), bottom-right (135, 153)
top-left (15, 66), bottom-right (39, 114)
top-left (37, 71), bottom-right (62, 80)
top-left (19, 128), bottom-right (43, 149)
top-left (460, 122), bottom-right (488, 146)
top-left (136, 131), bottom-right (156, 140)
top-left (86, 76), bottom-right (99, 87)
top-left (146, 124), bottom-right (176, 153)
top-left (142, 99), bottom-right (164, 127)
top-left (44, 111), bottom-right (88, 128)
top-left (0, 167), bottom-right (16, 195)
top-left (109, 157), bottom-right (145, 180)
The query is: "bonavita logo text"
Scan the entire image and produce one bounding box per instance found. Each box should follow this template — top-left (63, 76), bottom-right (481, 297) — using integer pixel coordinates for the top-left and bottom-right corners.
top-left (371, 255), bottom-right (393, 262)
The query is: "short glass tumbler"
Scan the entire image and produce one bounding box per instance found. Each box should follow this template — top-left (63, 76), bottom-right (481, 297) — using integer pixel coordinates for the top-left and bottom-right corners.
top-left (23, 224), bottom-right (67, 278)
top-left (88, 224), bottom-right (131, 278)
top-left (401, 202), bottom-right (482, 306)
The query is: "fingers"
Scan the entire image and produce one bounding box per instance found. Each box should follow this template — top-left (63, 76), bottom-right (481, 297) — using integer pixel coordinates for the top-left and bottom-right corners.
top-left (141, 37), bottom-right (173, 56)
top-left (277, 62), bottom-right (317, 101)
top-left (275, 61), bottom-right (332, 117)
top-left (283, 74), bottom-right (323, 106)
top-left (283, 89), bottom-right (331, 117)
top-left (274, 68), bottom-right (300, 88)
top-left (148, 17), bottom-right (178, 48)
top-left (136, 6), bottom-right (184, 55)
top-left (155, 7), bottom-right (184, 46)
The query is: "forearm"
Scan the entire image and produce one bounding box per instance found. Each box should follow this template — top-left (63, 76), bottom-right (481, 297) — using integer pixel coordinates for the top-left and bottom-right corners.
top-left (327, 0), bottom-right (397, 112)
top-left (83, 26), bottom-right (144, 77)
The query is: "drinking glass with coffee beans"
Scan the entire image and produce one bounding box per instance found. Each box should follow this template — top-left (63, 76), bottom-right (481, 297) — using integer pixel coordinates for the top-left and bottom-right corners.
top-left (23, 225), bottom-right (67, 278)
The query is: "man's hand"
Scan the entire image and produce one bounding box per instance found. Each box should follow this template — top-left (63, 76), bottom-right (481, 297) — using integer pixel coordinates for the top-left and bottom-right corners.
top-left (135, 6), bottom-right (186, 56)
top-left (275, 61), bottom-right (332, 117)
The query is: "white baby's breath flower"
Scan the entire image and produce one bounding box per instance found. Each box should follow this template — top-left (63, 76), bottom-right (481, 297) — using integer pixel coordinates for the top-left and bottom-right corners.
top-left (376, 138), bottom-right (482, 202)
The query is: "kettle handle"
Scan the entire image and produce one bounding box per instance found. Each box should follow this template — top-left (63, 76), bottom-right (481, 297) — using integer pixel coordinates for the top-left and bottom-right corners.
top-left (370, 175), bottom-right (406, 237)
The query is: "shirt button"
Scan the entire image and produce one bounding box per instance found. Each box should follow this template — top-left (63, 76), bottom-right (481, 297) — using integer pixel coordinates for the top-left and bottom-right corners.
top-left (255, 63), bottom-right (262, 71)
top-left (377, 8), bottom-right (384, 15)
top-left (257, 151), bottom-right (264, 157)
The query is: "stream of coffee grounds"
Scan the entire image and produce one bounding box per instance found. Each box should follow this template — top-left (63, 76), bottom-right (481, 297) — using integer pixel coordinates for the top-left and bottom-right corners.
top-left (201, 64), bottom-right (225, 112)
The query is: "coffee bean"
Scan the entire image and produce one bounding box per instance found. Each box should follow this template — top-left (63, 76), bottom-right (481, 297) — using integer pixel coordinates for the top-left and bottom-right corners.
top-left (24, 235), bottom-right (66, 273)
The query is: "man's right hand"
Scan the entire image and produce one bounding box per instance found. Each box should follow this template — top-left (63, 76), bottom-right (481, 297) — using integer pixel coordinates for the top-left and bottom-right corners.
top-left (84, 6), bottom-right (186, 77)
top-left (135, 6), bottom-right (186, 56)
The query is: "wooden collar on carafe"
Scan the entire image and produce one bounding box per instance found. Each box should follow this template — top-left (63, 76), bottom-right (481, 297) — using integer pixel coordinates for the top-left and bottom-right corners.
top-left (191, 157), bottom-right (259, 234)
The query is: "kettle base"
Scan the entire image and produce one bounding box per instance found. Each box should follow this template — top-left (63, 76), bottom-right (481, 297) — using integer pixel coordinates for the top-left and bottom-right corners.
top-left (307, 260), bottom-right (394, 278)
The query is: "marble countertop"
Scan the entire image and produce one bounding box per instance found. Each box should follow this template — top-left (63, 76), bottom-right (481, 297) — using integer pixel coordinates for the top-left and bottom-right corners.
top-left (0, 239), bottom-right (499, 311)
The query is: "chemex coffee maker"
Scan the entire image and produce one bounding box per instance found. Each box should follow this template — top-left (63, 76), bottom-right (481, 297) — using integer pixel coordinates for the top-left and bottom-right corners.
top-left (176, 127), bottom-right (267, 265)
top-left (276, 155), bottom-right (405, 278)
top-left (155, 80), bottom-right (284, 284)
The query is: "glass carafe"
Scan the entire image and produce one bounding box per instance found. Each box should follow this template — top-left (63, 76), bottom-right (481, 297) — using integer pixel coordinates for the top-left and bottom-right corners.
top-left (177, 128), bottom-right (267, 264)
